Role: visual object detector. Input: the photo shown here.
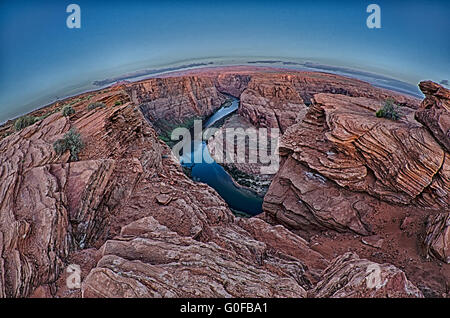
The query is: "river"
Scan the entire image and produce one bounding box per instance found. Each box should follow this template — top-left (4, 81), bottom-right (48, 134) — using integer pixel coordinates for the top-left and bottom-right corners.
top-left (179, 98), bottom-right (263, 216)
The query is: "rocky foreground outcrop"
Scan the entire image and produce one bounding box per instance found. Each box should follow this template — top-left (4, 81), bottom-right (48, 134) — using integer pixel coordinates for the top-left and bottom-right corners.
top-left (425, 212), bottom-right (449, 264)
top-left (415, 81), bottom-right (450, 152)
top-left (263, 80), bottom-right (450, 296)
top-left (239, 76), bottom-right (306, 133)
top-left (82, 217), bottom-right (309, 298)
top-left (0, 68), bottom-right (447, 298)
top-left (310, 253), bottom-right (423, 298)
top-left (265, 93), bottom-right (446, 217)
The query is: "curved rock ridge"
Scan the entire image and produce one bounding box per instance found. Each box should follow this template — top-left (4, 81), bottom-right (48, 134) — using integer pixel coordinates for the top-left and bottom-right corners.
top-left (273, 93), bottom-right (446, 206)
top-left (415, 81), bottom-right (450, 152)
top-left (310, 252), bottom-right (423, 298)
top-left (424, 212), bottom-right (450, 264)
top-left (264, 91), bottom-right (449, 234)
top-left (82, 217), bottom-right (308, 298)
top-left (417, 152), bottom-right (450, 210)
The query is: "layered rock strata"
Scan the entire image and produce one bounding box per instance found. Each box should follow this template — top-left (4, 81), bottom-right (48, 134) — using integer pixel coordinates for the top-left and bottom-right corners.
top-left (0, 69), bottom-right (444, 298)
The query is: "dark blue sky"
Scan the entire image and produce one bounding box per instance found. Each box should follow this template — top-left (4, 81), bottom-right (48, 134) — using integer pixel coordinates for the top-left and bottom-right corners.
top-left (0, 0), bottom-right (449, 121)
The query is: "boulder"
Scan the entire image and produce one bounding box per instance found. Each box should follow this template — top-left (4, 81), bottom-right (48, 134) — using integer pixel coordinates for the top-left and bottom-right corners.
top-left (415, 81), bottom-right (450, 152)
top-left (264, 93), bottom-right (448, 235)
top-left (311, 252), bottom-right (423, 298)
top-left (424, 212), bottom-right (450, 264)
top-left (82, 217), bottom-right (308, 298)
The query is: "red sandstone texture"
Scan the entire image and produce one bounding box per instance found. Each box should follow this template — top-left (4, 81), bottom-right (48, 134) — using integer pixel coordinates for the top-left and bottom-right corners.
top-left (261, 80), bottom-right (449, 297)
top-left (415, 80), bottom-right (450, 152)
top-left (0, 68), bottom-right (448, 298)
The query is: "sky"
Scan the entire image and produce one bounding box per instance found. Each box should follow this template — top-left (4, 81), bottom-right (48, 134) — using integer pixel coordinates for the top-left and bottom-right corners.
top-left (0, 0), bottom-right (449, 122)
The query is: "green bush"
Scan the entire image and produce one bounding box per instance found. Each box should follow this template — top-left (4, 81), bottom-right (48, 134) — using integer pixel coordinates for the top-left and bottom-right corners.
top-left (87, 102), bottom-right (105, 110)
top-left (14, 116), bottom-right (38, 131)
top-left (53, 128), bottom-right (84, 161)
top-left (36, 113), bottom-right (50, 121)
top-left (376, 99), bottom-right (401, 120)
top-left (114, 100), bottom-right (122, 106)
top-left (155, 116), bottom-right (201, 147)
top-left (62, 105), bottom-right (75, 117)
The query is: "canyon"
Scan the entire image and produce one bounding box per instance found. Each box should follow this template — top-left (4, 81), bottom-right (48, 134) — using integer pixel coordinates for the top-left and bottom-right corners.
top-left (0, 66), bottom-right (448, 298)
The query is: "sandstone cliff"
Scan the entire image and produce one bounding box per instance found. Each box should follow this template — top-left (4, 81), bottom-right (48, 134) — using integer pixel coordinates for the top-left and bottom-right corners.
top-left (263, 81), bottom-right (450, 296)
top-left (0, 68), bottom-right (446, 298)
top-left (0, 80), bottom-right (328, 298)
top-left (128, 76), bottom-right (227, 127)
top-left (415, 81), bottom-right (450, 152)
top-left (217, 70), bottom-right (420, 133)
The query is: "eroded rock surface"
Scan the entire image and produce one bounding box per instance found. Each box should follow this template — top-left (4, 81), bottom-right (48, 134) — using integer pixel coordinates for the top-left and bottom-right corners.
top-left (415, 81), bottom-right (450, 152)
top-left (82, 217), bottom-right (308, 298)
top-left (264, 93), bottom-right (448, 235)
top-left (262, 81), bottom-right (449, 296)
top-left (224, 71), bottom-right (420, 132)
top-left (311, 253), bottom-right (423, 298)
top-left (0, 68), bottom-right (443, 298)
top-left (0, 113), bottom-right (115, 297)
top-left (239, 75), bottom-right (307, 133)
top-left (128, 76), bottom-right (227, 125)
top-left (425, 212), bottom-right (450, 264)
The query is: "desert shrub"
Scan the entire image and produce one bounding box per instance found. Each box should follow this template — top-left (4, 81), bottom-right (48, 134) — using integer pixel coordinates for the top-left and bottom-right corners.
top-left (53, 128), bottom-right (84, 161)
top-left (62, 105), bottom-right (75, 117)
top-left (70, 98), bottom-right (82, 105)
top-left (114, 100), bottom-right (122, 106)
top-left (376, 99), bottom-right (401, 120)
top-left (155, 116), bottom-right (201, 147)
top-left (14, 116), bottom-right (38, 131)
top-left (37, 108), bottom-right (62, 121)
top-left (87, 102), bottom-right (105, 110)
top-left (53, 139), bottom-right (67, 156)
top-left (36, 113), bottom-right (50, 121)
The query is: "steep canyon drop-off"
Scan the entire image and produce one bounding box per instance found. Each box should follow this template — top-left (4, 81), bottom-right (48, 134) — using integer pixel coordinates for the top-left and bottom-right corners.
top-left (0, 67), bottom-right (448, 298)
